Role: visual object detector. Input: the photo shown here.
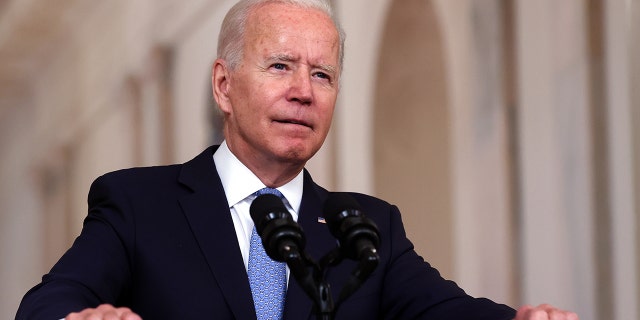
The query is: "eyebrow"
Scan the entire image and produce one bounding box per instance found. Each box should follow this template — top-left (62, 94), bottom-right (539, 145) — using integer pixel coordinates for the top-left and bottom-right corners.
top-left (267, 53), bottom-right (297, 63)
top-left (266, 53), bottom-right (337, 75)
top-left (316, 63), bottom-right (337, 75)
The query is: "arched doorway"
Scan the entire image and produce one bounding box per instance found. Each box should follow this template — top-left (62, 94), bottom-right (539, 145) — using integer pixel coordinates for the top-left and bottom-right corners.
top-left (373, 0), bottom-right (453, 277)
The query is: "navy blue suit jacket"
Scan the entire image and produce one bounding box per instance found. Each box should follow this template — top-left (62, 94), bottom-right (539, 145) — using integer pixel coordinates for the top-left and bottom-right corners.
top-left (17, 146), bottom-right (516, 319)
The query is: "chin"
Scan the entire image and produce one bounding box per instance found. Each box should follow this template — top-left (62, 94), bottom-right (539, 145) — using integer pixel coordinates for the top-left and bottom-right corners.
top-left (277, 144), bottom-right (318, 164)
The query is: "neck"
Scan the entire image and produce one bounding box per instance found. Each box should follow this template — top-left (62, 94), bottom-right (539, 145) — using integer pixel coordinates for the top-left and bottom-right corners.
top-left (247, 161), bottom-right (304, 188)
top-left (224, 141), bottom-right (305, 188)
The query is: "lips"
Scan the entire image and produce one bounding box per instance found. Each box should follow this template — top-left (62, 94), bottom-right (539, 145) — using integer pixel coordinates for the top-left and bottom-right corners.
top-left (274, 118), bottom-right (312, 129)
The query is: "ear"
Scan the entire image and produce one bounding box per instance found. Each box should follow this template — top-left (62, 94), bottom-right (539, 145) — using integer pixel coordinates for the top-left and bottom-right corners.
top-left (212, 59), bottom-right (232, 114)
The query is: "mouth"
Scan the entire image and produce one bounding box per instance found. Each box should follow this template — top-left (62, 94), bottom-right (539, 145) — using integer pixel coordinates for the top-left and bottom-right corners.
top-left (274, 118), bottom-right (312, 129)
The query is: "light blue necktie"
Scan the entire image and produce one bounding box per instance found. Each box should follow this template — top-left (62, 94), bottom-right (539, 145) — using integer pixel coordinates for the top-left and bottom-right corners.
top-left (248, 188), bottom-right (287, 320)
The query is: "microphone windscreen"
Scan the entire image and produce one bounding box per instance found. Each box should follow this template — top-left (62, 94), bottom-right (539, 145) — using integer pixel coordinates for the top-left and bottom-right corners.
top-left (323, 193), bottom-right (361, 221)
top-left (250, 194), bottom-right (288, 227)
top-left (323, 192), bottom-right (364, 239)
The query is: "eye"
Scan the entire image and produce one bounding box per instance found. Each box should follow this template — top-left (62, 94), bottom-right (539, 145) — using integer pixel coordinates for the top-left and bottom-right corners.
top-left (271, 63), bottom-right (287, 70)
top-left (313, 72), bottom-right (331, 81)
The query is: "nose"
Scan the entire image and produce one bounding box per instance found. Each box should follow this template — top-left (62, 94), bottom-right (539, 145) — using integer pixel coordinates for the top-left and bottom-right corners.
top-left (287, 68), bottom-right (313, 105)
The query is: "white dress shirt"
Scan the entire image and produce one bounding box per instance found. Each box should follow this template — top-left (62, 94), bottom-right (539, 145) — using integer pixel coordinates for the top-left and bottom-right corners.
top-left (213, 141), bottom-right (303, 276)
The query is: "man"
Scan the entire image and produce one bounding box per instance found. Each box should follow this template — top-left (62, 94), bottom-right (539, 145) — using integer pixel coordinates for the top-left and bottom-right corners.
top-left (16, 0), bottom-right (578, 319)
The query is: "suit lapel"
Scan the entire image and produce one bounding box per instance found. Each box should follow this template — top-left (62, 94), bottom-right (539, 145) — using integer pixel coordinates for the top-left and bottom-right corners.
top-left (283, 171), bottom-right (335, 320)
top-left (177, 146), bottom-right (256, 320)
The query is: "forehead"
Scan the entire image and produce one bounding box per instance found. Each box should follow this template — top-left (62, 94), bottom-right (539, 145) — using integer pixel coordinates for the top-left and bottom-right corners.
top-left (243, 3), bottom-right (339, 62)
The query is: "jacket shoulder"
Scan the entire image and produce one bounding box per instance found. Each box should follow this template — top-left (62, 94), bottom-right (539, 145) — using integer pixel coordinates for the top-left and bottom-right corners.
top-left (344, 192), bottom-right (393, 210)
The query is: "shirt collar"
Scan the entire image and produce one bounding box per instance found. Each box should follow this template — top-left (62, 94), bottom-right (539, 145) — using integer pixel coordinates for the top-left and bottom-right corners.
top-left (213, 141), bottom-right (304, 213)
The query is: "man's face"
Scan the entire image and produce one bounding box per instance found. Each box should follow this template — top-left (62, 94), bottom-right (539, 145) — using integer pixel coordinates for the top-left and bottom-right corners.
top-left (216, 2), bottom-right (340, 169)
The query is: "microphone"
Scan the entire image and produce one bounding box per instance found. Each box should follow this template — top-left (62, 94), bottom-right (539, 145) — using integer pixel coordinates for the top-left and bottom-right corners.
top-left (323, 192), bottom-right (380, 305)
top-left (250, 193), bottom-right (306, 262)
top-left (323, 193), bottom-right (380, 262)
top-left (250, 194), bottom-right (320, 308)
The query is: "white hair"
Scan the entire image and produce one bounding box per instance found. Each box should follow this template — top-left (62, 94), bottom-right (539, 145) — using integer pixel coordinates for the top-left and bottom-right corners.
top-left (217, 0), bottom-right (345, 70)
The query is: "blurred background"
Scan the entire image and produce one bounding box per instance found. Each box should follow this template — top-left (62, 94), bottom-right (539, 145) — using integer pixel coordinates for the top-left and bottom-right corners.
top-left (0, 0), bottom-right (638, 319)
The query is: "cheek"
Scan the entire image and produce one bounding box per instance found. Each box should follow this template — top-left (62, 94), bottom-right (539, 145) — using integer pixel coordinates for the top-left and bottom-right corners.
top-left (246, 82), bottom-right (279, 111)
top-left (318, 95), bottom-right (337, 122)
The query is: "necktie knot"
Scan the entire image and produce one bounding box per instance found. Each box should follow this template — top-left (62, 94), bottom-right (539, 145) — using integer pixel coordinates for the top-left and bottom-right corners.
top-left (254, 187), bottom-right (284, 199)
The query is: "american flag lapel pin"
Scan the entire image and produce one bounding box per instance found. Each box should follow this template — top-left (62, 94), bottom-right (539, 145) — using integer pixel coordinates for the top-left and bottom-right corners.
top-left (317, 217), bottom-right (326, 224)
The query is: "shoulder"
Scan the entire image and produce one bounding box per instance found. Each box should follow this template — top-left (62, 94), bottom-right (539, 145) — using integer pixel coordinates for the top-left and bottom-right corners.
top-left (344, 192), bottom-right (394, 211)
top-left (87, 164), bottom-right (186, 204)
top-left (92, 164), bottom-right (183, 190)
top-left (92, 145), bottom-right (219, 189)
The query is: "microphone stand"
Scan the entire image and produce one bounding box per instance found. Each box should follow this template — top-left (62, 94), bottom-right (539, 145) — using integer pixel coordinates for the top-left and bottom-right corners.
top-left (253, 193), bottom-right (379, 319)
top-left (282, 246), bottom-right (336, 320)
top-left (283, 245), bottom-right (379, 320)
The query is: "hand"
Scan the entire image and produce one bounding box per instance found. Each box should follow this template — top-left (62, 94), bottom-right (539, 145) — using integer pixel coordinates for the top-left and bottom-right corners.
top-left (65, 304), bottom-right (142, 320)
top-left (514, 304), bottom-right (578, 320)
